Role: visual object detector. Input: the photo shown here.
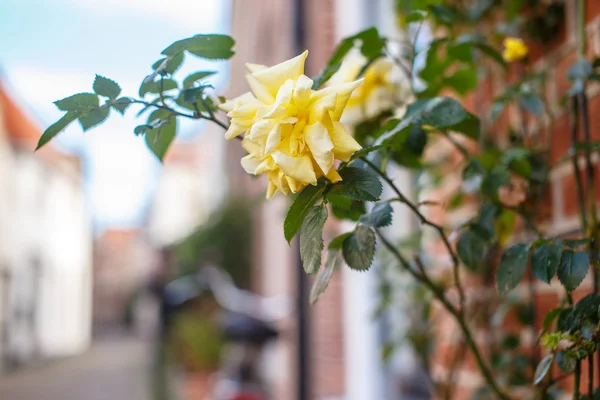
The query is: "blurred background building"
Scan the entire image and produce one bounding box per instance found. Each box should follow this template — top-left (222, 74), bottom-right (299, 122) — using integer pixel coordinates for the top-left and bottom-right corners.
top-left (0, 81), bottom-right (92, 372)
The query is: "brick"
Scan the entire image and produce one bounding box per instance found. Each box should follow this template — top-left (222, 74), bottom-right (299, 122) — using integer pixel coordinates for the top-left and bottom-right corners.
top-left (586, 0), bottom-right (600, 23)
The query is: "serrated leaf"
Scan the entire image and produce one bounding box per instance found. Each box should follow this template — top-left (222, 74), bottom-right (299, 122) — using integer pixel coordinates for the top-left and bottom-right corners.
top-left (329, 232), bottom-right (352, 250)
top-left (299, 205), bottom-right (328, 275)
top-left (342, 225), bottom-right (376, 271)
top-left (531, 240), bottom-right (562, 283)
top-left (145, 116), bottom-right (177, 161)
top-left (456, 230), bottom-right (487, 270)
top-left (283, 184), bottom-right (326, 243)
top-left (112, 97), bottom-right (132, 115)
top-left (161, 34), bottom-right (235, 59)
top-left (182, 86), bottom-right (207, 104)
top-left (327, 167), bottom-right (382, 201)
top-left (139, 78), bottom-right (178, 98)
top-left (183, 71), bottom-right (217, 88)
top-left (36, 112), bottom-right (78, 150)
top-left (310, 250), bottom-right (337, 305)
top-left (78, 106), bottom-right (110, 131)
top-left (93, 75), bottom-right (121, 99)
top-left (558, 250), bottom-right (589, 292)
top-left (497, 243), bottom-right (530, 295)
top-left (556, 350), bottom-right (576, 373)
top-left (542, 308), bottom-right (562, 335)
top-left (54, 93), bottom-right (99, 112)
top-left (359, 202), bottom-right (393, 227)
top-left (533, 355), bottom-right (553, 385)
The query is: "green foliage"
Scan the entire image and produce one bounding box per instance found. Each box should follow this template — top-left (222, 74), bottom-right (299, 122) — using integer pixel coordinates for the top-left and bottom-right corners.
top-left (310, 250), bottom-right (338, 305)
top-left (497, 243), bottom-right (530, 295)
top-left (533, 354), bottom-right (553, 385)
top-left (161, 34), bottom-right (235, 60)
top-left (558, 250), bottom-right (589, 292)
top-left (531, 240), bottom-right (562, 283)
top-left (284, 183), bottom-right (326, 243)
top-left (327, 167), bottom-right (383, 202)
top-left (170, 309), bottom-right (224, 372)
top-left (300, 205), bottom-right (328, 274)
top-left (457, 229), bottom-right (488, 270)
top-left (359, 202), bottom-right (393, 227)
top-left (342, 225), bottom-right (376, 271)
top-left (172, 198), bottom-right (254, 289)
top-left (93, 75), bottom-right (121, 99)
top-left (313, 27), bottom-right (386, 89)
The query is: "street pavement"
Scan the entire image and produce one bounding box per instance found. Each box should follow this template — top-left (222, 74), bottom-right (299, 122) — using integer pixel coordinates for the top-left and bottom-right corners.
top-left (0, 335), bottom-right (153, 400)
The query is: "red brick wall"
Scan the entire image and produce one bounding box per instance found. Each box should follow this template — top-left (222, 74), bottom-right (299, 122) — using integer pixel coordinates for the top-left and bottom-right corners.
top-left (429, 1), bottom-right (600, 397)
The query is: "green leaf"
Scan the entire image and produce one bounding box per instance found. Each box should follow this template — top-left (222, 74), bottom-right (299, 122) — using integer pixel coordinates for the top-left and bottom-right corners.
top-left (78, 106), bottom-right (110, 131)
top-left (556, 350), bottom-right (577, 373)
top-left (429, 4), bottom-right (455, 25)
top-left (473, 42), bottom-right (508, 70)
top-left (542, 307), bottom-right (563, 334)
top-left (182, 86), bottom-right (207, 104)
top-left (145, 116), bottom-right (177, 161)
top-left (54, 93), bottom-right (99, 112)
top-left (359, 202), bottom-right (393, 227)
top-left (531, 240), bottom-right (562, 283)
top-left (581, 319), bottom-right (596, 339)
top-left (112, 97), bottom-right (132, 115)
top-left (161, 34), bottom-right (235, 59)
top-left (93, 75), bottom-right (121, 99)
top-left (311, 64), bottom-right (341, 90)
top-left (405, 97), bottom-right (469, 130)
top-left (36, 112), bottom-right (78, 150)
top-left (284, 184), bottom-right (326, 243)
top-left (327, 167), bottom-right (382, 202)
top-left (533, 355), bottom-right (553, 385)
top-left (139, 78), bottom-right (178, 97)
top-left (564, 238), bottom-right (590, 249)
top-left (558, 250), bottom-right (589, 292)
top-left (405, 10), bottom-right (427, 23)
top-left (457, 230), bottom-right (487, 270)
top-left (445, 67), bottom-right (478, 95)
top-left (519, 93), bottom-right (544, 117)
top-left (329, 196), bottom-right (365, 221)
top-left (183, 71), bottom-right (217, 88)
top-left (299, 205), bottom-right (328, 274)
top-left (310, 250), bottom-right (338, 305)
top-left (153, 53), bottom-right (185, 75)
top-left (329, 232), bottom-right (352, 250)
top-left (568, 58), bottom-right (593, 82)
top-left (497, 243), bottom-right (530, 295)
top-left (134, 124), bottom-right (152, 135)
top-left (342, 225), bottom-right (376, 271)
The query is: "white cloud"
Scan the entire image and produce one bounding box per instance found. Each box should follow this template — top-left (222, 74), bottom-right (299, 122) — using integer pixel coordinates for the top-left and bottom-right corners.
top-left (65, 0), bottom-right (229, 32)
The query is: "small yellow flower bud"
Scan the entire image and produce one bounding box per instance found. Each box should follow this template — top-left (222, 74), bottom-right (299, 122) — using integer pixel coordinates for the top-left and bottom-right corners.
top-left (502, 37), bottom-right (529, 63)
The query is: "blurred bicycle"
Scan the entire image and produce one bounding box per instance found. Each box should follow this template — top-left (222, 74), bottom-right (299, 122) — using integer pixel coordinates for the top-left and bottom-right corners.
top-left (162, 265), bottom-right (292, 400)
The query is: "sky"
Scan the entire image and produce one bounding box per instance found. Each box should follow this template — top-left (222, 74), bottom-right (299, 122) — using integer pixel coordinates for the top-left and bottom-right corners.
top-left (0, 0), bottom-right (231, 232)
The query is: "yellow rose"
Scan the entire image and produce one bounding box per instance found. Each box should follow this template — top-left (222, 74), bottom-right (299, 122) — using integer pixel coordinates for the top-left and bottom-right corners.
top-left (328, 49), bottom-right (407, 125)
top-left (502, 37), bottom-right (528, 63)
top-left (220, 51), bottom-right (363, 199)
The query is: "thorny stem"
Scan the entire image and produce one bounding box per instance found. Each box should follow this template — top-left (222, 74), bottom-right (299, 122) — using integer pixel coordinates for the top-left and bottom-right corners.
top-left (377, 232), bottom-right (510, 400)
top-left (360, 156), bottom-right (467, 315)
